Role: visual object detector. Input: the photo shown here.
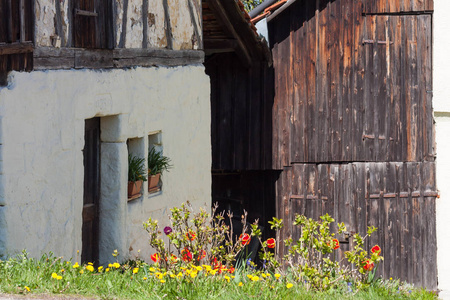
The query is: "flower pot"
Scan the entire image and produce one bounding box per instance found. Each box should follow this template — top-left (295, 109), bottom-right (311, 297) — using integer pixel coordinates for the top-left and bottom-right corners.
top-left (128, 180), bottom-right (143, 199)
top-left (148, 173), bottom-right (161, 193)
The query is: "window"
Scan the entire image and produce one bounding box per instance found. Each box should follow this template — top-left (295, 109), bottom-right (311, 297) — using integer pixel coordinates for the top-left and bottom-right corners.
top-left (0, 0), bottom-right (33, 85)
top-left (71, 0), bottom-right (113, 49)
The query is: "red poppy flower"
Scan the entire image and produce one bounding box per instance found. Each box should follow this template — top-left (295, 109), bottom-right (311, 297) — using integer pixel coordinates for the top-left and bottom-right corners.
top-left (240, 233), bottom-right (251, 246)
top-left (333, 239), bottom-right (340, 250)
top-left (267, 238), bottom-right (276, 249)
top-left (186, 230), bottom-right (196, 241)
top-left (362, 260), bottom-right (374, 271)
top-left (181, 248), bottom-right (192, 262)
top-left (151, 253), bottom-right (160, 263)
top-left (371, 245), bottom-right (381, 255)
top-left (228, 267), bottom-right (235, 274)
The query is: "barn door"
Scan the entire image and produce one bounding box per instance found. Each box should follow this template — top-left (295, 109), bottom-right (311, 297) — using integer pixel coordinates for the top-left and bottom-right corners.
top-left (82, 117), bottom-right (101, 264)
top-left (362, 14), bottom-right (433, 162)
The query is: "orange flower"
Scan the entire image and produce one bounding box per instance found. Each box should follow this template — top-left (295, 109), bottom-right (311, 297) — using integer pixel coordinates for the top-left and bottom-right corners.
top-left (186, 230), bottom-right (196, 241)
top-left (240, 233), bottom-right (251, 246)
top-left (332, 239), bottom-right (340, 250)
top-left (151, 253), bottom-right (160, 263)
top-left (362, 260), bottom-right (374, 271)
top-left (267, 238), bottom-right (276, 249)
top-left (371, 245), bottom-right (381, 255)
top-left (228, 267), bottom-right (235, 274)
top-left (181, 248), bottom-right (192, 262)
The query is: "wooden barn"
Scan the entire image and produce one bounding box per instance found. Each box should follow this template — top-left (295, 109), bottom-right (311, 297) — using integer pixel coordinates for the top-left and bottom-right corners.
top-left (249, 0), bottom-right (437, 290)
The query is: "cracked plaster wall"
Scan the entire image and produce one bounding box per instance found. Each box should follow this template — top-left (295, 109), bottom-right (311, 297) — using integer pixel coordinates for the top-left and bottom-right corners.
top-left (0, 65), bottom-right (210, 263)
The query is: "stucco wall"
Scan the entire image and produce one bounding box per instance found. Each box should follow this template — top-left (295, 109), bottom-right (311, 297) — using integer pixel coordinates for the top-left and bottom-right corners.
top-left (434, 0), bottom-right (450, 297)
top-left (35, 0), bottom-right (201, 50)
top-left (0, 65), bottom-right (211, 264)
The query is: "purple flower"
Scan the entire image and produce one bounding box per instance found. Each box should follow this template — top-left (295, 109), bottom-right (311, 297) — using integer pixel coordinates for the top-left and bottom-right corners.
top-left (164, 226), bottom-right (172, 235)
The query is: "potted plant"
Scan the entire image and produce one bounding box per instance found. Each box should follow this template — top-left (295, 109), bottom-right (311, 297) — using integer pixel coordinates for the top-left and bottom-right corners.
top-left (128, 154), bottom-right (147, 199)
top-left (148, 147), bottom-right (172, 192)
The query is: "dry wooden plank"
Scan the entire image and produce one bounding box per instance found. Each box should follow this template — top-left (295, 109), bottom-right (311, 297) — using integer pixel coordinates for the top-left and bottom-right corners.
top-left (142, 0), bottom-right (149, 48)
top-left (280, 13), bottom-right (291, 167)
top-left (248, 64), bottom-right (261, 169)
top-left (329, 1), bottom-right (340, 161)
top-left (0, 41), bottom-right (33, 55)
top-left (352, 0), bottom-right (364, 160)
top-left (378, 16), bottom-right (389, 161)
top-left (363, 16), bottom-right (375, 160)
top-left (218, 54), bottom-right (233, 169)
top-left (341, 0), bottom-right (353, 161)
top-left (118, 0), bottom-right (129, 48)
top-left (316, 0), bottom-right (329, 162)
top-left (272, 39), bottom-right (280, 169)
top-left (232, 58), bottom-right (247, 170)
top-left (75, 49), bottom-right (113, 68)
top-left (188, 0), bottom-right (202, 49)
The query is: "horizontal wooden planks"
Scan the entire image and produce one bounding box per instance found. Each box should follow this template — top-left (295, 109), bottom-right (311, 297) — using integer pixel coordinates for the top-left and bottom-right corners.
top-left (276, 161), bottom-right (437, 289)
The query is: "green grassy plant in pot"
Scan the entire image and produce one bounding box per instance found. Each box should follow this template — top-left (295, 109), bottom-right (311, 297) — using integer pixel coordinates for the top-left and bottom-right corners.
top-left (128, 154), bottom-right (147, 199)
top-left (148, 148), bottom-right (172, 192)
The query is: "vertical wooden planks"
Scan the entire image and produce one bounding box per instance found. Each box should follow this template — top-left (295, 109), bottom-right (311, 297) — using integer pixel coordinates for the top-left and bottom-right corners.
top-left (341, 0), bottom-right (353, 161)
top-left (329, 0), bottom-right (340, 161)
top-left (363, 16), bottom-right (375, 160)
top-left (352, 0), bottom-right (365, 161)
top-left (316, 0), bottom-right (329, 162)
top-left (306, 0), bottom-right (317, 163)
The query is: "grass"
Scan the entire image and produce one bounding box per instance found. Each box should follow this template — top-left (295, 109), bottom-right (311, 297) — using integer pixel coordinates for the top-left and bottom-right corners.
top-left (0, 252), bottom-right (438, 300)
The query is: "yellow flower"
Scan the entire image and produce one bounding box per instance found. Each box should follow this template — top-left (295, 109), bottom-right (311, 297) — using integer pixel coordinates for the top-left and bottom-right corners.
top-left (133, 267), bottom-right (139, 274)
top-left (105, 268), bottom-right (110, 272)
top-left (238, 282), bottom-right (243, 286)
top-left (390, 277), bottom-right (393, 280)
top-left (56, 275), bottom-right (62, 280)
top-left (143, 277), bottom-right (148, 280)
top-left (160, 280), bottom-right (166, 283)
top-left (51, 272), bottom-right (58, 279)
top-left (88, 262), bottom-right (93, 266)
top-left (266, 273), bottom-right (271, 277)
top-left (251, 276), bottom-right (260, 282)
top-left (190, 272), bottom-right (198, 278)
top-left (170, 274), bottom-right (176, 278)
top-left (195, 266), bottom-right (202, 271)
top-left (98, 266), bottom-right (104, 272)
top-left (113, 262), bottom-right (120, 269)
top-left (149, 267), bottom-right (156, 272)
top-left (210, 269), bottom-right (217, 275)
top-left (261, 273), bottom-right (267, 278)
top-left (286, 283), bottom-right (294, 289)
top-left (72, 262), bottom-right (79, 268)
top-left (224, 275), bottom-right (230, 282)
top-left (60, 269), bottom-right (65, 273)
top-left (24, 286), bottom-right (30, 292)
top-left (274, 273), bottom-right (281, 279)
top-left (247, 274), bottom-right (253, 279)
top-left (79, 270), bottom-right (84, 274)
top-left (108, 263), bottom-right (113, 268)
top-left (86, 265), bottom-right (94, 272)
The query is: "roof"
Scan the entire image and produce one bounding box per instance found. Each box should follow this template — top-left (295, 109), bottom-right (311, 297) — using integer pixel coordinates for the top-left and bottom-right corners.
top-left (250, 0), bottom-right (297, 23)
top-left (203, 0), bottom-right (272, 67)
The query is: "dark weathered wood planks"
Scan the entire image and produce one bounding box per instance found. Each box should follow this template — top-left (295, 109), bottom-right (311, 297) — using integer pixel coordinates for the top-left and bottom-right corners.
top-left (276, 162), bottom-right (437, 289)
top-left (270, 0), bottom-right (433, 166)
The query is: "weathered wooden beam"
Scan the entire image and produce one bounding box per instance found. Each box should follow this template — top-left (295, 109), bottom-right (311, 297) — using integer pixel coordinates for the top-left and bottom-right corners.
top-left (204, 38), bottom-right (237, 51)
top-left (19, 0), bottom-right (25, 43)
top-left (0, 42), bottom-right (34, 55)
top-left (118, 0), bottom-right (129, 48)
top-left (207, 0), bottom-right (251, 68)
top-left (55, 0), bottom-right (66, 46)
top-left (188, 0), bottom-right (202, 49)
top-left (33, 47), bottom-right (204, 70)
top-left (142, 0), bottom-right (149, 48)
top-left (162, 0), bottom-right (173, 49)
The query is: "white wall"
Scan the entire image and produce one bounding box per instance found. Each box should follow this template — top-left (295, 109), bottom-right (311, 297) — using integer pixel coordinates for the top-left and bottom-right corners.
top-left (434, 0), bottom-right (450, 297)
top-left (0, 65), bottom-right (211, 264)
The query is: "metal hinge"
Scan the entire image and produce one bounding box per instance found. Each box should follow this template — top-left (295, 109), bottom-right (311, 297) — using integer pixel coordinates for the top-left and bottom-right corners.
top-left (362, 39), bottom-right (394, 45)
